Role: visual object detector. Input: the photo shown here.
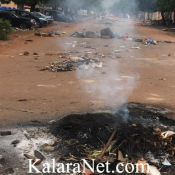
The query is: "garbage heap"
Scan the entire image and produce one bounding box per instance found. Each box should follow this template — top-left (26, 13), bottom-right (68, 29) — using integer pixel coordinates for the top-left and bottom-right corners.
top-left (71, 28), bottom-right (115, 39)
top-left (41, 57), bottom-right (103, 72)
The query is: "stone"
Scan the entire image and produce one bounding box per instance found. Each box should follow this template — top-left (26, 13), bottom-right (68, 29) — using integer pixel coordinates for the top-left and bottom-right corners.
top-left (11, 140), bottom-right (20, 145)
top-left (0, 155), bottom-right (5, 164)
top-left (49, 140), bottom-right (57, 146)
top-left (42, 144), bottom-right (55, 152)
top-left (34, 150), bottom-right (45, 161)
top-left (23, 51), bottom-right (29, 56)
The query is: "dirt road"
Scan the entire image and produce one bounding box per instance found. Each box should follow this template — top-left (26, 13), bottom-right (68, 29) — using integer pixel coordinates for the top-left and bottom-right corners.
top-left (0, 19), bottom-right (175, 126)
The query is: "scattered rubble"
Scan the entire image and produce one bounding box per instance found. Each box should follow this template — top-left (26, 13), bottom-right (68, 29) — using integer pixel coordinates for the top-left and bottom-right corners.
top-left (41, 57), bottom-right (103, 72)
top-left (162, 28), bottom-right (175, 32)
top-left (19, 51), bottom-right (30, 56)
top-left (0, 167), bottom-right (14, 174)
top-left (23, 51), bottom-right (29, 56)
top-left (25, 39), bottom-right (33, 42)
top-left (71, 28), bottom-right (115, 39)
top-left (49, 103), bottom-right (175, 174)
top-left (35, 31), bottom-right (54, 37)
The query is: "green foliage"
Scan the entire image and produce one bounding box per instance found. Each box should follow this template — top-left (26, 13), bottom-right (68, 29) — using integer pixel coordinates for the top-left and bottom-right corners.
top-left (0, 19), bottom-right (13, 40)
top-left (156, 0), bottom-right (175, 12)
top-left (137, 0), bottom-right (157, 12)
top-left (12, 0), bottom-right (53, 6)
top-left (112, 0), bottom-right (175, 15)
top-left (61, 0), bottom-right (104, 11)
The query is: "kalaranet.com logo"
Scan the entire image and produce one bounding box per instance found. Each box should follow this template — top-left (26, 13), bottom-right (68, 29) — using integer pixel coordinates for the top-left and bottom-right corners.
top-left (28, 159), bottom-right (150, 174)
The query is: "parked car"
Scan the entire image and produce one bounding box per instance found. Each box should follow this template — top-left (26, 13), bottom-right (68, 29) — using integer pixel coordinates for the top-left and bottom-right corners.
top-left (31, 12), bottom-right (54, 24)
top-left (0, 11), bottom-right (36, 29)
top-left (44, 10), bottom-right (73, 22)
top-left (6, 10), bottom-right (47, 27)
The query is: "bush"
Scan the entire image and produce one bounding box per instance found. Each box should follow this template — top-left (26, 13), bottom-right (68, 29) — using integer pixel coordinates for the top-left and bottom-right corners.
top-left (0, 19), bottom-right (13, 40)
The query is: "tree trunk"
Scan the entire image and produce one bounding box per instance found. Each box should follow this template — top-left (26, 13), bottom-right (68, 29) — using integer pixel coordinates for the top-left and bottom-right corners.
top-left (161, 11), bottom-right (166, 25)
top-left (31, 4), bottom-right (36, 12)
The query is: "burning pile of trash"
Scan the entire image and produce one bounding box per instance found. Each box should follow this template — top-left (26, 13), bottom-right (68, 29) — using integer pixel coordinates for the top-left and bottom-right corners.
top-left (41, 57), bottom-right (103, 72)
top-left (49, 103), bottom-right (175, 175)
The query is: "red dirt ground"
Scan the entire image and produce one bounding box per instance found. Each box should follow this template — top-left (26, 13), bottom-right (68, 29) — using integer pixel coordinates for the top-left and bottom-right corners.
top-left (0, 19), bottom-right (175, 126)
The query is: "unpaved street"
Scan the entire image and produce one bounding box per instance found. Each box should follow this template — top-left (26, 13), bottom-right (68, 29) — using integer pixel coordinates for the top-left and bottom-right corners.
top-left (0, 19), bottom-right (175, 126)
top-left (1, 18), bottom-right (175, 175)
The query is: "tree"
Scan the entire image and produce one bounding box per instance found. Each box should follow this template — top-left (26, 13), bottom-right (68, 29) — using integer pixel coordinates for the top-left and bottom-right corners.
top-left (12, 0), bottom-right (50, 11)
top-left (137, 0), bottom-right (157, 12)
top-left (111, 0), bottom-right (139, 17)
top-left (156, 0), bottom-right (175, 24)
top-left (114, 0), bottom-right (175, 25)
top-left (44, 0), bottom-right (65, 10)
top-left (61, 0), bottom-right (104, 11)
top-left (0, 19), bottom-right (13, 40)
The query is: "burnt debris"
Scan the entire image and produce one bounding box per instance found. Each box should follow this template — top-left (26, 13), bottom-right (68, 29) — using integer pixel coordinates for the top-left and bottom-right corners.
top-left (50, 103), bottom-right (175, 174)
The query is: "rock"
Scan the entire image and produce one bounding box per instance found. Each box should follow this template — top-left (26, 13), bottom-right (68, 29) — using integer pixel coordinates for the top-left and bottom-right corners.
top-left (24, 133), bottom-right (31, 140)
top-left (31, 119), bottom-right (40, 123)
top-left (11, 140), bottom-right (20, 145)
top-left (34, 150), bottom-right (45, 161)
top-left (33, 52), bottom-right (38, 56)
top-left (42, 144), bottom-right (55, 152)
top-left (40, 66), bottom-right (50, 71)
top-left (24, 154), bottom-right (35, 160)
top-left (0, 131), bottom-right (12, 136)
top-left (25, 39), bottom-right (33, 42)
top-left (24, 154), bottom-right (42, 165)
top-left (23, 51), bottom-right (29, 56)
top-left (18, 99), bottom-right (27, 102)
top-left (49, 140), bottom-right (57, 146)
top-left (132, 124), bottom-right (137, 127)
top-left (49, 120), bottom-right (56, 124)
top-left (0, 155), bottom-right (5, 164)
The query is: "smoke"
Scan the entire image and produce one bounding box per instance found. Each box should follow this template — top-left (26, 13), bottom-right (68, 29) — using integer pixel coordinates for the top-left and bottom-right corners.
top-left (61, 1), bottom-right (139, 118)
top-left (57, 0), bottom-right (139, 117)
top-left (111, 0), bottom-right (139, 17)
top-left (76, 59), bottom-right (136, 110)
